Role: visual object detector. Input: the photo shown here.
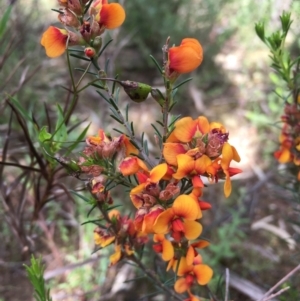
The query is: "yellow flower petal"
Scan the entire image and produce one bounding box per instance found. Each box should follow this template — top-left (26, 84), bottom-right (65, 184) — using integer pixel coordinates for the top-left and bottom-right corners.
top-left (169, 39), bottom-right (203, 74)
top-left (150, 163), bottom-right (168, 182)
top-left (130, 183), bottom-right (146, 195)
top-left (174, 277), bottom-right (189, 294)
top-left (100, 3), bottom-right (126, 29)
top-left (194, 155), bottom-right (211, 174)
top-left (153, 209), bottom-right (174, 234)
top-left (173, 117), bottom-right (197, 143)
top-left (197, 116), bottom-right (210, 134)
top-left (41, 26), bottom-right (68, 58)
top-left (172, 195), bottom-right (200, 220)
top-left (163, 143), bottom-right (187, 166)
top-left (162, 239), bottom-right (174, 261)
top-left (186, 245), bottom-right (195, 266)
top-left (173, 154), bottom-right (195, 179)
top-left (109, 245), bottom-right (122, 265)
top-left (183, 220), bottom-right (202, 240)
top-left (193, 264), bottom-right (213, 285)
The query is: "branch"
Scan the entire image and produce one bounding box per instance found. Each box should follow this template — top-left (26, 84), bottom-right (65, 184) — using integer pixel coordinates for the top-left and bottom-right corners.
top-left (257, 263), bottom-right (300, 301)
top-left (262, 287), bottom-right (290, 301)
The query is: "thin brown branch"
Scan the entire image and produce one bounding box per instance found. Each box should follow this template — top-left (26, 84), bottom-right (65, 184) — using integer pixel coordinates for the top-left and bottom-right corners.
top-left (0, 109), bottom-right (13, 180)
top-left (0, 33), bottom-right (17, 69)
top-left (0, 161), bottom-right (41, 172)
top-left (37, 213), bottom-right (64, 268)
top-left (0, 57), bottom-right (26, 90)
top-left (257, 263), bottom-right (300, 301)
top-left (262, 287), bottom-right (290, 301)
top-left (6, 99), bottom-right (47, 177)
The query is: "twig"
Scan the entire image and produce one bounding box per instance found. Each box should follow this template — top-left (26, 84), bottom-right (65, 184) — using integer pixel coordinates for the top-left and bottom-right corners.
top-left (257, 263), bottom-right (300, 301)
top-left (225, 268), bottom-right (230, 301)
top-left (262, 287), bottom-right (290, 301)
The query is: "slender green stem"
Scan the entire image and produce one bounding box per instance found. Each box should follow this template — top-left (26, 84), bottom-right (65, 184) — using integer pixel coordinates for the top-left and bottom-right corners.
top-left (76, 78), bottom-right (104, 93)
top-left (66, 44), bottom-right (76, 91)
top-left (159, 79), bottom-right (172, 163)
top-left (75, 61), bottom-right (92, 89)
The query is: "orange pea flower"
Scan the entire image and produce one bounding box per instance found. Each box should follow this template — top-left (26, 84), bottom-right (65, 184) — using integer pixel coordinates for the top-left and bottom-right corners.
top-left (100, 3), bottom-right (126, 29)
top-left (130, 163), bottom-right (168, 195)
top-left (93, 0), bottom-right (126, 29)
top-left (120, 159), bottom-right (168, 195)
top-left (119, 157), bottom-right (149, 176)
top-left (152, 234), bottom-right (174, 261)
top-left (168, 38), bottom-right (203, 75)
top-left (41, 26), bottom-right (82, 58)
top-left (174, 257), bottom-right (213, 294)
top-left (163, 116), bottom-right (241, 196)
top-left (274, 129), bottom-right (293, 163)
top-left (134, 205), bottom-right (164, 233)
top-left (220, 142), bottom-right (241, 197)
top-left (172, 153), bottom-right (212, 188)
top-left (186, 240), bottom-right (210, 266)
top-left (86, 129), bottom-right (138, 158)
top-left (109, 244), bottom-right (134, 266)
top-left (86, 129), bottom-right (110, 145)
top-left (41, 26), bottom-right (69, 58)
top-left (163, 116), bottom-right (223, 164)
top-left (153, 195), bottom-right (202, 241)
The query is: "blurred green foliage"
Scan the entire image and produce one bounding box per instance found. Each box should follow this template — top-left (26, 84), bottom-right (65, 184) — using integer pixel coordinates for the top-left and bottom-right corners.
top-left (24, 255), bottom-right (52, 301)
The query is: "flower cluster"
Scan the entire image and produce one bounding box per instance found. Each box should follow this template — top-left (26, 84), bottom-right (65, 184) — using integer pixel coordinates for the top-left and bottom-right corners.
top-left (78, 114), bottom-right (241, 298)
top-left (274, 102), bottom-right (300, 180)
top-left (41, 2), bottom-right (242, 299)
top-left (41, 0), bottom-right (125, 58)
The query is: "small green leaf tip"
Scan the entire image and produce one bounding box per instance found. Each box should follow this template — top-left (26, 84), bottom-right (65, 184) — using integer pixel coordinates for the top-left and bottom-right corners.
top-left (150, 88), bottom-right (165, 106)
top-left (120, 81), bottom-right (152, 103)
top-left (255, 22), bottom-right (265, 42)
top-left (280, 11), bottom-right (292, 34)
top-left (268, 30), bottom-right (282, 51)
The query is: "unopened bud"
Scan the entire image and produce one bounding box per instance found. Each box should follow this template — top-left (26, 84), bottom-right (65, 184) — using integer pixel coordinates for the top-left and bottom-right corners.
top-left (92, 35), bottom-right (102, 51)
top-left (150, 88), bottom-right (165, 106)
top-left (84, 47), bottom-right (96, 58)
top-left (120, 81), bottom-right (152, 103)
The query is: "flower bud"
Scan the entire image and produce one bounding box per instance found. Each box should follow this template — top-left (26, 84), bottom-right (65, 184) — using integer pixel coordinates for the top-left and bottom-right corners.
top-left (151, 88), bottom-right (165, 106)
top-left (84, 47), bottom-right (96, 58)
top-left (120, 81), bottom-right (152, 103)
top-left (92, 36), bottom-right (102, 50)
